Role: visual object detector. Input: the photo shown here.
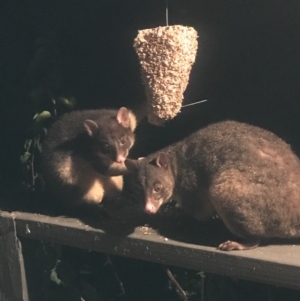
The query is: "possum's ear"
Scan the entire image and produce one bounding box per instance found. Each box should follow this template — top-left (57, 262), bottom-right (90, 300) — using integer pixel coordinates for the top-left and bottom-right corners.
top-left (155, 153), bottom-right (169, 169)
top-left (125, 159), bottom-right (140, 172)
top-left (84, 119), bottom-right (98, 136)
top-left (117, 107), bottom-right (137, 131)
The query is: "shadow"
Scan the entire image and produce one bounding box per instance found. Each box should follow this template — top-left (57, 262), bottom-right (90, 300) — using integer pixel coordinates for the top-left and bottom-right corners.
top-left (70, 198), bottom-right (300, 249)
top-left (78, 196), bottom-right (237, 248)
top-left (4, 185), bottom-right (299, 249)
top-left (0, 184), bottom-right (234, 247)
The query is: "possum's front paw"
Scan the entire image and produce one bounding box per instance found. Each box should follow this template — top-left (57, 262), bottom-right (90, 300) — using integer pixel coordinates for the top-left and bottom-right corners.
top-left (106, 161), bottom-right (129, 176)
top-left (83, 179), bottom-right (105, 203)
top-left (218, 240), bottom-right (259, 251)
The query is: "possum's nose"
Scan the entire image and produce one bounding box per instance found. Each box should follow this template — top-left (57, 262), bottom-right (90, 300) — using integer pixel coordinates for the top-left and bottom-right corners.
top-left (116, 155), bottom-right (126, 163)
top-left (145, 202), bottom-right (156, 213)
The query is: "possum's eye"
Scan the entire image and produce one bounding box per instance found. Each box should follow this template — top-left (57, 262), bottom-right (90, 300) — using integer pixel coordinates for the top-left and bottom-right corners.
top-left (153, 182), bottom-right (162, 193)
top-left (120, 137), bottom-right (126, 145)
top-left (101, 142), bottom-right (110, 154)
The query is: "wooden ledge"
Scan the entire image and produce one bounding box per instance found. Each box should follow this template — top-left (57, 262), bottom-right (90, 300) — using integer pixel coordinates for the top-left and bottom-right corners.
top-left (5, 211), bottom-right (300, 291)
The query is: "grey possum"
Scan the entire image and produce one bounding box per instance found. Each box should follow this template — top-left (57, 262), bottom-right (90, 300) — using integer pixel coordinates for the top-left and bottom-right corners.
top-left (41, 107), bottom-right (137, 213)
top-left (125, 120), bottom-right (300, 251)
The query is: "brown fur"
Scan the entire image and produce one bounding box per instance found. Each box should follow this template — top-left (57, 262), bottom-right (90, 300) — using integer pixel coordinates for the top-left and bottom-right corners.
top-left (41, 107), bottom-right (136, 212)
top-left (126, 120), bottom-right (300, 250)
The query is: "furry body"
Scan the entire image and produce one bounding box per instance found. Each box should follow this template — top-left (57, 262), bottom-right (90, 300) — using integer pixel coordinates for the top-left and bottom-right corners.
top-left (41, 107), bottom-right (136, 212)
top-left (126, 121), bottom-right (300, 250)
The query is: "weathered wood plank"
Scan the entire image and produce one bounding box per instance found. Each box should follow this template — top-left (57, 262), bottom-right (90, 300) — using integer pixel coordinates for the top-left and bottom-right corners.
top-left (12, 211), bottom-right (300, 291)
top-left (0, 212), bottom-right (29, 301)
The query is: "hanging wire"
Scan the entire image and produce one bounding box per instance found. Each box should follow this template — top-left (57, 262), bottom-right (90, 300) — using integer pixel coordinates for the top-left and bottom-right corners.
top-left (182, 99), bottom-right (208, 108)
top-left (166, 0), bottom-right (169, 26)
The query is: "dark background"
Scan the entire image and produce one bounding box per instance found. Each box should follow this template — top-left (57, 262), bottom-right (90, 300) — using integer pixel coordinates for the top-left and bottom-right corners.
top-left (1, 0), bottom-right (300, 189)
top-left (2, 2), bottom-right (300, 300)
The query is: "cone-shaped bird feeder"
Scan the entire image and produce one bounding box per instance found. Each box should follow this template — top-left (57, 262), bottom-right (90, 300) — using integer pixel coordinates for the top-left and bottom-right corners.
top-left (134, 25), bottom-right (198, 125)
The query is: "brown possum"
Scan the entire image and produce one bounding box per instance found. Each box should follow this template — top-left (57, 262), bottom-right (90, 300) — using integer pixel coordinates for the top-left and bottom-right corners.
top-left (41, 107), bottom-right (137, 213)
top-left (125, 120), bottom-right (300, 251)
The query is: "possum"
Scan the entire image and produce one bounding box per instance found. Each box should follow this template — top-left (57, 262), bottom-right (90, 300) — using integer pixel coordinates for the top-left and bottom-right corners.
top-left (41, 107), bottom-right (137, 214)
top-left (125, 120), bottom-right (300, 251)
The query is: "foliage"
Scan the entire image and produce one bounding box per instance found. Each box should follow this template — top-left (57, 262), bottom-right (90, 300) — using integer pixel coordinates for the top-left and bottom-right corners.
top-left (20, 33), bottom-right (76, 193)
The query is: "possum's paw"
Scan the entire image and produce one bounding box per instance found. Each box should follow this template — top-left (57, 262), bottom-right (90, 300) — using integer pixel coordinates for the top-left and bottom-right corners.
top-left (218, 240), bottom-right (259, 251)
top-left (83, 179), bottom-right (105, 204)
top-left (106, 161), bottom-right (129, 176)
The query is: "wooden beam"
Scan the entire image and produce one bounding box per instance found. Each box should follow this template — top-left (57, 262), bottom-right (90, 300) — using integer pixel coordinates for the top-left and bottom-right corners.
top-left (0, 212), bottom-right (29, 301)
top-left (12, 211), bottom-right (300, 291)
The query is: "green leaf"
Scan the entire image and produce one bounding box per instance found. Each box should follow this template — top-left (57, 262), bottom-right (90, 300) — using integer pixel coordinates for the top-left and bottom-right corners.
top-left (35, 111), bottom-right (52, 123)
top-left (57, 96), bottom-right (76, 110)
top-left (24, 139), bottom-right (32, 151)
top-left (33, 136), bottom-right (40, 148)
top-left (20, 152), bottom-right (31, 164)
top-left (33, 111), bottom-right (52, 134)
